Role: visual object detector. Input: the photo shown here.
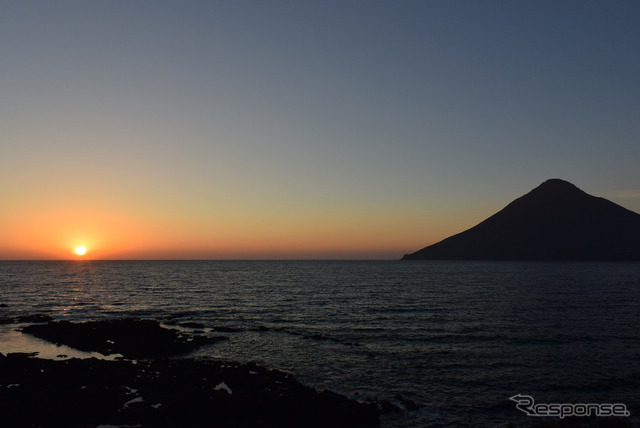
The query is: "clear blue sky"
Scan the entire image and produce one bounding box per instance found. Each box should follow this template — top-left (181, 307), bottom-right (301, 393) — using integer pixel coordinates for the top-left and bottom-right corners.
top-left (1, 0), bottom-right (639, 259)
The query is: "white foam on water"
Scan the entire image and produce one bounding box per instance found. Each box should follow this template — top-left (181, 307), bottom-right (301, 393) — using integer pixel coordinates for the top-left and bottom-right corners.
top-left (214, 381), bottom-right (232, 395)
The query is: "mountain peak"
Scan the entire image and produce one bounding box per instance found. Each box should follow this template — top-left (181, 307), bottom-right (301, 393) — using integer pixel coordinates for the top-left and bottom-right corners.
top-left (402, 180), bottom-right (640, 261)
top-left (538, 178), bottom-right (580, 191)
top-left (508, 179), bottom-right (590, 209)
top-left (533, 178), bottom-right (585, 195)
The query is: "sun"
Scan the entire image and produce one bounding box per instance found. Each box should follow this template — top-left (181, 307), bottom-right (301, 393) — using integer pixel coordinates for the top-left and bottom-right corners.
top-left (74, 246), bottom-right (87, 256)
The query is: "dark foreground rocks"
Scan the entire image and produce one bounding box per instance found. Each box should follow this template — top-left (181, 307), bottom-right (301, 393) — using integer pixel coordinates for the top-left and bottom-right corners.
top-left (22, 318), bottom-right (227, 359)
top-left (0, 352), bottom-right (379, 428)
top-left (10, 318), bottom-right (380, 426)
top-left (0, 313), bottom-right (53, 325)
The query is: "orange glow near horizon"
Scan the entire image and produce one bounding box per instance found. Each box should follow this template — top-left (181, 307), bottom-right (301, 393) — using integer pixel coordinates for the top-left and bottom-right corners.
top-left (0, 127), bottom-right (491, 260)
top-left (0, 204), bottom-right (450, 260)
top-left (0, 189), bottom-right (469, 260)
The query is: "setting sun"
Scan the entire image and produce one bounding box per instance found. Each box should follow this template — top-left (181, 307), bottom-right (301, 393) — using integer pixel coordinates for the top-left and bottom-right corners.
top-left (74, 246), bottom-right (87, 256)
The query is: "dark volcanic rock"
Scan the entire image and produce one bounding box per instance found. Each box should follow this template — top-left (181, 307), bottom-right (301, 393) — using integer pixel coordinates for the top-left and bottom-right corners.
top-left (403, 179), bottom-right (640, 261)
top-left (0, 353), bottom-right (379, 428)
top-left (17, 314), bottom-right (53, 323)
top-left (22, 319), bottom-right (226, 359)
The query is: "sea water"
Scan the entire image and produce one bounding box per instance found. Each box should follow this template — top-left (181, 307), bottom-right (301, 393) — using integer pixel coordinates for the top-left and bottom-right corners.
top-left (1, 260), bottom-right (639, 427)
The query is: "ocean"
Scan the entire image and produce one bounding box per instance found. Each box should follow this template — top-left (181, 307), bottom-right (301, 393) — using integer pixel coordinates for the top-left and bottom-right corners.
top-left (1, 260), bottom-right (639, 427)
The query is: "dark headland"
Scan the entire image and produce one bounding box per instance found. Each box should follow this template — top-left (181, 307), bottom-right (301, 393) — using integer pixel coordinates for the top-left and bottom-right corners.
top-left (402, 179), bottom-right (640, 261)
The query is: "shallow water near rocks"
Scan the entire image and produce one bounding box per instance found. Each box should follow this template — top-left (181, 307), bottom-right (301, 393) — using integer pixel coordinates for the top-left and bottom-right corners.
top-left (0, 322), bottom-right (122, 360)
top-left (1, 260), bottom-right (639, 427)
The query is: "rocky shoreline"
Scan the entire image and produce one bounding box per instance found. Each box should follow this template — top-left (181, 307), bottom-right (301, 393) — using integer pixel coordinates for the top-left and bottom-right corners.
top-left (22, 318), bottom-right (228, 359)
top-left (0, 318), bottom-right (381, 427)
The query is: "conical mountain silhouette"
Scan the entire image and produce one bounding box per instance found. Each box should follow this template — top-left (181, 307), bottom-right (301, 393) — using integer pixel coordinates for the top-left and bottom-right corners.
top-left (402, 179), bottom-right (640, 260)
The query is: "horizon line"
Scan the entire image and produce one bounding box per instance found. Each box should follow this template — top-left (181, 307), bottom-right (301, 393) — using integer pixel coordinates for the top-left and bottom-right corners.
top-left (0, 258), bottom-right (402, 262)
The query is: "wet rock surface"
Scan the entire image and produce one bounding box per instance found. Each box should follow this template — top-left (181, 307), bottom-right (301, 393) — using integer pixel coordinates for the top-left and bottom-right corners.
top-left (16, 314), bottom-right (54, 323)
top-left (0, 352), bottom-right (379, 428)
top-left (22, 318), bottom-right (227, 359)
top-left (0, 313), bottom-right (54, 325)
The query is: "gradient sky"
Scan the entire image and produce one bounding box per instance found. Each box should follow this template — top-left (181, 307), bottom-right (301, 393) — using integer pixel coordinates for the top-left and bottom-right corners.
top-left (1, 0), bottom-right (639, 260)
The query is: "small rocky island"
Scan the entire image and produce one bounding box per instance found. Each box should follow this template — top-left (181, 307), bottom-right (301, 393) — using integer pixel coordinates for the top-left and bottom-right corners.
top-left (403, 179), bottom-right (640, 261)
top-left (0, 318), bottom-right (380, 427)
